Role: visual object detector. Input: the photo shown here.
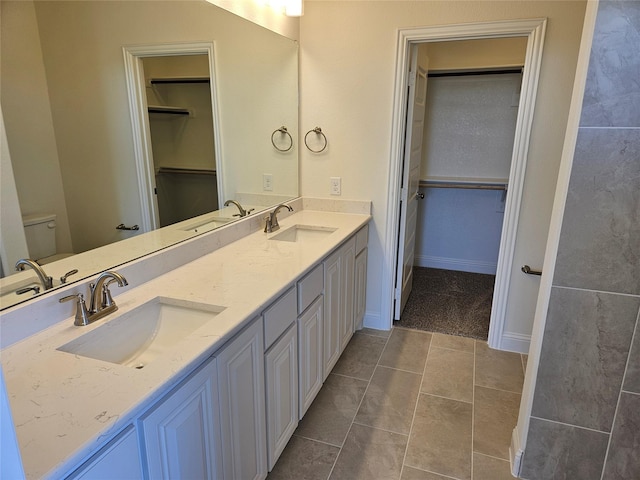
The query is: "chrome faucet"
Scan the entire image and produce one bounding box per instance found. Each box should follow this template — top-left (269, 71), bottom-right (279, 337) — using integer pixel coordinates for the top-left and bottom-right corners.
top-left (15, 259), bottom-right (54, 290)
top-left (224, 199), bottom-right (254, 217)
top-left (59, 270), bottom-right (128, 326)
top-left (264, 204), bottom-right (293, 233)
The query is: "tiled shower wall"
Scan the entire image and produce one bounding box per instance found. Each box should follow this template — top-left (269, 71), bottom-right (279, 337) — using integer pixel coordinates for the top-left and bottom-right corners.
top-left (521, 1), bottom-right (640, 479)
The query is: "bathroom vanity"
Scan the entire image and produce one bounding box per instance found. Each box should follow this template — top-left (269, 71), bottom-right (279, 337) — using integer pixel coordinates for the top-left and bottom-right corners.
top-left (1, 202), bottom-right (370, 479)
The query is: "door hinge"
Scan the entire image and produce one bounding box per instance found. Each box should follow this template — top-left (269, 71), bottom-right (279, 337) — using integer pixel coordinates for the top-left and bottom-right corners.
top-left (408, 71), bottom-right (416, 87)
top-left (394, 287), bottom-right (401, 301)
top-left (154, 187), bottom-right (157, 195)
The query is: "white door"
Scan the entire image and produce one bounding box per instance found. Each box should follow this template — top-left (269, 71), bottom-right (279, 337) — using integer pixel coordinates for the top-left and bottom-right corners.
top-left (394, 47), bottom-right (428, 320)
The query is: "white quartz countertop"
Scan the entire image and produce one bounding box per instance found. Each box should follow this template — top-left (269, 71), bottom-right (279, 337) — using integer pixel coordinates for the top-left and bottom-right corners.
top-left (1, 209), bottom-right (370, 479)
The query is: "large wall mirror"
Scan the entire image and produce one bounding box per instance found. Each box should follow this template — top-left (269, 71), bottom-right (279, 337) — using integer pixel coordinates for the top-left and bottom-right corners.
top-left (0, 0), bottom-right (299, 309)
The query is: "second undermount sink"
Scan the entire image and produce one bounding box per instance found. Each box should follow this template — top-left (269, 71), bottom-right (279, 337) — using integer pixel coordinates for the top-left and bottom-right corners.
top-left (182, 217), bottom-right (234, 234)
top-left (269, 224), bottom-right (337, 243)
top-left (58, 297), bottom-right (226, 369)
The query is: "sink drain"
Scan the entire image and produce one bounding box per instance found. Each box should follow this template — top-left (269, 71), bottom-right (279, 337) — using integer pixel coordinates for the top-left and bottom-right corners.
top-left (134, 363), bottom-right (145, 369)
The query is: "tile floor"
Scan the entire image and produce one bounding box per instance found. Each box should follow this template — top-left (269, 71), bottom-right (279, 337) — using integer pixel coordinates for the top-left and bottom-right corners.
top-left (268, 327), bottom-right (527, 480)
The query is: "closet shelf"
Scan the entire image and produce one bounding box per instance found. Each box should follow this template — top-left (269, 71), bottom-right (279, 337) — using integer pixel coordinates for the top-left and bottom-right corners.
top-left (148, 105), bottom-right (191, 116)
top-left (420, 176), bottom-right (508, 191)
top-left (157, 167), bottom-right (216, 176)
top-left (149, 76), bottom-right (210, 84)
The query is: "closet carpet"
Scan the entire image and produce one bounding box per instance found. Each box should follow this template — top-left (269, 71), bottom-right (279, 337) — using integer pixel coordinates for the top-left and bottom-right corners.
top-left (394, 267), bottom-right (495, 340)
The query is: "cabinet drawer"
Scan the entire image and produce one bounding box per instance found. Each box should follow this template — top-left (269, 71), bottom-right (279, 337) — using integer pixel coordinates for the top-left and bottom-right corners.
top-left (297, 264), bottom-right (323, 314)
top-left (264, 287), bottom-right (297, 350)
top-left (355, 224), bottom-right (369, 254)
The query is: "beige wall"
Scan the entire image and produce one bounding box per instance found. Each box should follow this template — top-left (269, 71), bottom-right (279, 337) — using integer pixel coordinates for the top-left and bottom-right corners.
top-left (1, 0), bottom-right (73, 256)
top-left (425, 37), bottom-right (528, 71)
top-left (300, 0), bottom-right (587, 332)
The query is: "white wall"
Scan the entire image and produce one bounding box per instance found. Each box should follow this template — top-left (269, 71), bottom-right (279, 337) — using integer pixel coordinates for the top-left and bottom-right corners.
top-left (0, 0), bottom-right (73, 256)
top-left (300, 0), bottom-right (587, 335)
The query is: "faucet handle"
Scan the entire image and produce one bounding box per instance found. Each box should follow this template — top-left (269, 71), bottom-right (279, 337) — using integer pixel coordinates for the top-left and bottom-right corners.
top-left (60, 269), bottom-right (79, 284)
top-left (60, 293), bottom-right (91, 326)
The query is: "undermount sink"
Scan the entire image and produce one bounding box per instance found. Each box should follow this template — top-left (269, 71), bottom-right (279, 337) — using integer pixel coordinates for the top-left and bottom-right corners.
top-left (269, 224), bottom-right (337, 243)
top-left (58, 297), bottom-right (226, 368)
top-left (182, 217), bottom-right (234, 234)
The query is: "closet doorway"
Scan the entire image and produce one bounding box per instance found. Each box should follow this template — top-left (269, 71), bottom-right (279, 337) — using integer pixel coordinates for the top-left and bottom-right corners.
top-left (387, 19), bottom-right (547, 352)
top-left (123, 43), bottom-right (223, 233)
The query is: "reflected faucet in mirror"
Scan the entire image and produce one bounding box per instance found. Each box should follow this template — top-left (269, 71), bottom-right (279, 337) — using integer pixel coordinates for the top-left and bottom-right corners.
top-left (15, 259), bottom-right (53, 291)
top-left (224, 200), bottom-right (255, 217)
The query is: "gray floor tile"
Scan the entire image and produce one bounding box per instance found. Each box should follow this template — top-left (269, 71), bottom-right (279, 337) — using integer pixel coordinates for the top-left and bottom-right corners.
top-left (329, 423), bottom-right (407, 480)
top-left (379, 328), bottom-right (431, 373)
top-left (267, 435), bottom-right (339, 480)
top-left (602, 392), bottom-right (640, 480)
top-left (473, 386), bottom-right (521, 460)
top-left (475, 341), bottom-right (524, 393)
top-left (431, 333), bottom-right (475, 353)
top-left (401, 466), bottom-right (452, 479)
top-left (405, 394), bottom-right (472, 480)
top-left (295, 373), bottom-right (368, 447)
top-left (421, 347), bottom-right (474, 403)
top-left (332, 332), bottom-right (388, 381)
top-left (472, 453), bottom-right (513, 480)
top-left (355, 366), bottom-right (422, 434)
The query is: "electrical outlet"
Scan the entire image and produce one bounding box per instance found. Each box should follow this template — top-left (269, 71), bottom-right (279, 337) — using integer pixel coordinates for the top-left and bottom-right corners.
top-left (263, 173), bottom-right (273, 191)
top-left (330, 177), bottom-right (341, 196)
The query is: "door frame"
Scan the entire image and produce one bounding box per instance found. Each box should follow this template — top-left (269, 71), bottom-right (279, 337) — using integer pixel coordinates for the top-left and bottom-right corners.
top-left (383, 18), bottom-right (547, 349)
top-left (122, 42), bottom-right (224, 233)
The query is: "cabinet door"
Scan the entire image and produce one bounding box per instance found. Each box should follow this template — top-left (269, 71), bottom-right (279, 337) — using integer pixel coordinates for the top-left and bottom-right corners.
top-left (298, 295), bottom-right (324, 418)
top-left (339, 237), bottom-right (356, 351)
top-left (68, 426), bottom-right (143, 480)
top-left (265, 323), bottom-right (298, 471)
top-left (354, 247), bottom-right (368, 331)
top-left (141, 357), bottom-right (221, 480)
top-left (217, 318), bottom-right (267, 480)
top-left (323, 249), bottom-right (342, 380)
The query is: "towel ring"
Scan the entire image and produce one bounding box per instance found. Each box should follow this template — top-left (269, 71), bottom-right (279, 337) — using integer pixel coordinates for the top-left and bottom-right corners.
top-left (304, 127), bottom-right (327, 153)
top-left (271, 126), bottom-right (293, 152)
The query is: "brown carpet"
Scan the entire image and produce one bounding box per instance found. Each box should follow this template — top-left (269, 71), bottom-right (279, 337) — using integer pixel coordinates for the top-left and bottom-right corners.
top-left (393, 267), bottom-right (495, 340)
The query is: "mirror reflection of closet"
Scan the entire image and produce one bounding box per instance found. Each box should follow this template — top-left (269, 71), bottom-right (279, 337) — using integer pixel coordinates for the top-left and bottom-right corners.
top-left (142, 54), bottom-right (219, 227)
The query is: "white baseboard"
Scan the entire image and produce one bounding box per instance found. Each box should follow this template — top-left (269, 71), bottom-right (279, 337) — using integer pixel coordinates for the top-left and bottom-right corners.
top-left (363, 311), bottom-right (389, 331)
top-left (414, 255), bottom-right (497, 275)
top-left (510, 427), bottom-right (525, 478)
top-left (500, 332), bottom-right (531, 354)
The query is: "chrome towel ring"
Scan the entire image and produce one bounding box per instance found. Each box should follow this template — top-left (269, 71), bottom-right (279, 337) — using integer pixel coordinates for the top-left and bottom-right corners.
top-left (304, 127), bottom-right (327, 153)
top-left (271, 126), bottom-right (293, 152)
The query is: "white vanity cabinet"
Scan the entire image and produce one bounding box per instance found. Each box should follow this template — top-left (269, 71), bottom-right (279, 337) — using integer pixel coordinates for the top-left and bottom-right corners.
top-left (263, 288), bottom-right (298, 471)
top-left (216, 318), bottom-right (267, 480)
top-left (297, 265), bottom-right (324, 418)
top-left (140, 357), bottom-right (221, 480)
top-left (354, 225), bottom-right (369, 331)
top-left (66, 425), bottom-right (143, 480)
top-left (323, 236), bottom-right (356, 379)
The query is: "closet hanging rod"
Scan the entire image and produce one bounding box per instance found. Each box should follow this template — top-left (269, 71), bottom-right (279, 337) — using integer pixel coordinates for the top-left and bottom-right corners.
top-left (427, 67), bottom-right (523, 78)
top-left (149, 76), bottom-right (210, 84)
top-left (419, 180), bottom-right (507, 191)
top-left (157, 167), bottom-right (216, 176)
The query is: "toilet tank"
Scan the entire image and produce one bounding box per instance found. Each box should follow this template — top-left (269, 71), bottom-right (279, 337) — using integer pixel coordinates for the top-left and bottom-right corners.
top-left (22, 213), bottom-right (57, 260)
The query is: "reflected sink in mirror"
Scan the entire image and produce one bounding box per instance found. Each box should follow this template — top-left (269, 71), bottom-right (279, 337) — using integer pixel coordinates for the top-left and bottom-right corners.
top-left (181, 217), bottom-right (235, 234)
top-left (269, 225), bottom-right (337, 243)
top-left (57, 297), bottom-right (226, 369)
top-left (0, 276), bottom-right (62, 308)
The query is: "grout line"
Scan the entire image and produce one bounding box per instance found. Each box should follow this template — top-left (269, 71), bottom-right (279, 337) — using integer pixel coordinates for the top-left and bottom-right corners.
top-left (419, 391), bottom-right (474, 404)
top-left (403, 463), bottom-right (463, 479)
top-left (600, 306), bottom-right (640, 480)
top-left (429, 344), bottom-right (476, 355)
top-left (530, 415), bottom-right (612, 435)
top-left (621, 389), bottom-right (640, 396)
top-left (553, 284), bottom-right (640, 299)
top-left (327, 326), bottom-right (394, 479)
top-left (291, 433), bottom-right (342, 449)
top-left (351, 420), bottom-right (410, 437)
top-left (330, 371), bottom-right (372, 382)
top-left (375, 364), bottom-right (425, 376)
top-left (473, 451), bottom-right (511, 463)
top-left (471, 339), bottom-right (476, 480)
top-left (399, 332), bottom-right (433, 479)
top-left (474, 383), bottom-right (524, 396)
